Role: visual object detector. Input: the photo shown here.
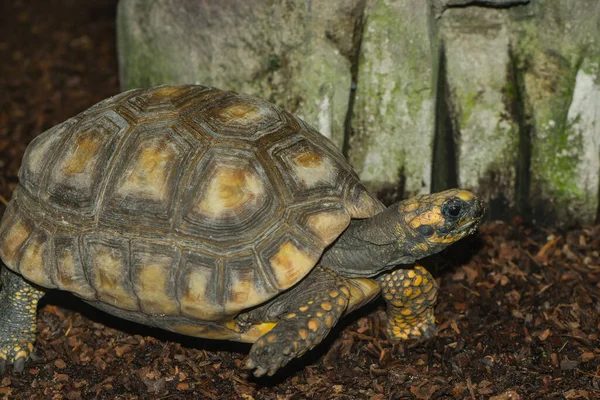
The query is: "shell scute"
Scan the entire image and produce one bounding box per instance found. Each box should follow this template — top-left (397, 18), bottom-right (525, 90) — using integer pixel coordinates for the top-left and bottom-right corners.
top-left (45, 111), bottom-right (130, 216)
top-left (83, 232), bottom-right (138, 311)
top-left (178, 250), bottom-right (223, 321)
top-left (100, 125), bottom-right (195, 229)
top-left (175, 147), bottom-right (283, 251)
top-left (131, 240), bottom-right (181, 315)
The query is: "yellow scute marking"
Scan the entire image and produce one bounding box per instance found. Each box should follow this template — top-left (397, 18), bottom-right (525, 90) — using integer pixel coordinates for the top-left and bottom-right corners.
top-left (306, 209), bottom-right (349, 245)
top-left (217, 103), bottom-right (262, 123)
top-left (56, 245), bottom-right (95, 300)
top-left (270, 241), bottom-right (317, 289)
top-left (151, 85), bottom-right (187, 99)
top-left (62, 131), bottom-right (102, 175)
top-left (196, 168), bottom-right (264, 217)
top-left (180, 270), bottom-right (222, 320)
top-left (0, 217), bottom-right (31, 267)
top-left (226, 276), bottom-right (268, 313)
top-left (56, 252), bottom-right (75, 288)
top-left (291, 151), bottom-right (336, 188)
top-left (92, 249), bottom-right (138, 311)
top-left (135, 263), bottom-right (179, 315)
top-left (19, 235), bottom-right (51, 287)
top-left (117, 138), bottom-right (175, 202)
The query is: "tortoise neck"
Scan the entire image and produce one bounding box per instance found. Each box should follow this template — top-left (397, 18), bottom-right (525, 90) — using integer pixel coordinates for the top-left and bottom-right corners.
top-left (320, 205), bottom-right (418, 278)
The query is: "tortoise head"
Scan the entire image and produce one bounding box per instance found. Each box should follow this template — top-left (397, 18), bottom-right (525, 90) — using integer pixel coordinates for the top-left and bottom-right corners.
top-left (395, 189), bottom-right (484, 260)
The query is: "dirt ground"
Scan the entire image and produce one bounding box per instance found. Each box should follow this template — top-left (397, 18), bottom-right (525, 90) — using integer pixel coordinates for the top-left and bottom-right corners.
top-left (1, 1), bottom-right (599, 399)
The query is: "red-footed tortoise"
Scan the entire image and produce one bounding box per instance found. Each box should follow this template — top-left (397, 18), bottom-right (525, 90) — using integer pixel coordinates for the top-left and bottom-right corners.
top-left (0, 85), bottom-right (483, 377)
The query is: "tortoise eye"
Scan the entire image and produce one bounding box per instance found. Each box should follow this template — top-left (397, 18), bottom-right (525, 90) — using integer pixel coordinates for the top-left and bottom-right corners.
top-left (442, 201), bottom-right (463, 219)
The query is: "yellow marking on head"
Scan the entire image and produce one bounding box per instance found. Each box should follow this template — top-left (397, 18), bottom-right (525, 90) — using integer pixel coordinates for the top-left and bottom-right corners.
top-left (92, 248), bottom-right (138, 311)
top-left (0, 217), bottom-right (31, 267)
top-left (286, 313), bottom-right (297, 319)
top-left (456, 190), bottom-right (475, 201)
top-left (196, 168), bottom-right (264, 217)
top-left (320, 302), bottom-right (332, 311)
top-left (407, 270), bottom-right (416, 279)
top-left (402, 201), bottom-right (419, 212)
top-left (299, 305), bottom-right (309, 312)
top-left (404, 288), bottom-right (414, 297)
top-left (62, 132), bottom-right (102, 175)
top-left (305, 209), bottom-right (350, 245)
top-left (299, 329), bottom-right (309, 340)
top-left (117, 139), bottom-right (175, 202)
top-left (307, 318), bottom-right (320, 332)
top-left (409, 210), bottom-right (444, 229)
top-left (291, 150), bottom-right (336, 188)
top-left (329, 290), bottom-right (339, 298)
top-left (134, 262), bottom-right (179, 315)
top-left (270, 241), bottom-right (317, 289)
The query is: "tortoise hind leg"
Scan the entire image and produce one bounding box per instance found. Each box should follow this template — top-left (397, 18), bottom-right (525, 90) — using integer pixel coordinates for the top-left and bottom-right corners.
top-left (377, 265), bottom-right (438, 340)
top-left (0, 265), bottom-right (44, 374)
top-left (244, 267), bottom-right (357, 377)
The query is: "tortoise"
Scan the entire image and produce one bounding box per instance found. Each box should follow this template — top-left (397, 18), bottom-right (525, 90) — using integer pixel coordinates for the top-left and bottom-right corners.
top-left (0, 85), bottom-right (483, 377)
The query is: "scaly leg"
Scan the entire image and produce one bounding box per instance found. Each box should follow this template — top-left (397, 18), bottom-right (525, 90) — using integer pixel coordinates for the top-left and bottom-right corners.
top-left (244, 267), bottom-right (353, 377)
top-left (0, 266), bottom-right (44, 374)
top-left (377, 265), bottom-right (438, 340)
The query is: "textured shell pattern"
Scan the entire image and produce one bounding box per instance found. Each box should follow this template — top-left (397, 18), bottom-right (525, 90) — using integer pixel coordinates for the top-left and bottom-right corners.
top-left (0, 85), bottom-right (384, 321)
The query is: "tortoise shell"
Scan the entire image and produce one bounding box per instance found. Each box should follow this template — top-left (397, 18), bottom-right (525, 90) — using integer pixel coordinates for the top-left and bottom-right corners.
top-left (0, 85), bottom-right (383, 323)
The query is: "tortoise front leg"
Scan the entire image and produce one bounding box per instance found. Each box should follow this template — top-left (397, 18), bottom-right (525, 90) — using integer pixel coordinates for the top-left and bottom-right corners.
top-left (243, 267), bottom-right (367, 377)
top-left (377, 265), bottom-right (438, 340)
top-left (0, 265), bottom-right (44, 374)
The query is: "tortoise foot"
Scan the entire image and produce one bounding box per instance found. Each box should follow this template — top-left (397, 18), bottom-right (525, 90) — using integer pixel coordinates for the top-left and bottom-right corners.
top-left (0, 267), bottom-right (43, 375)
top-left (0, 340), bottom-right (35, 374)
top-left (378, 265), bottom-right (438, 341)
top-left (387, 307), bottom-right (436, 340)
